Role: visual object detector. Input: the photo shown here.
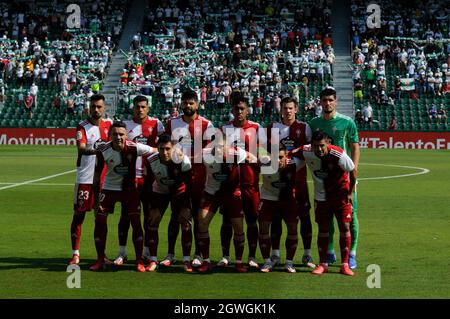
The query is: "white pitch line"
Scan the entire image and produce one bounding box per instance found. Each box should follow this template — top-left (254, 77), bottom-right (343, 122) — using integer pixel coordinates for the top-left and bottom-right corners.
top-left (357, 163), bottom-right (430, 180)
top-left (0, 164), bottom-right (430, 189)
top-left (0, 169), bottom-right (76, 191)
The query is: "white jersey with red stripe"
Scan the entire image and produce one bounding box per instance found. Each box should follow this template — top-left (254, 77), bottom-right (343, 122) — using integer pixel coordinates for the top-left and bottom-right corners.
top-left (203, 147), bottom-right (247, 195)
top-left (165, 114), bottom-right (215, 164)
top-left (221, 120), bottom-right (266, 187)
top-left (97, 140), bottom-right (154, 191)
top-left (295, 144), bottom-right (355, 201)
top-left (124, 117), bottom-right (164, 179)
top-left (268, 120), bottom-right (311, 151)
top-left (146, 152), bottom-right (192, 195)
top-left (75, 118), bottom-right (112, 184)
top-left (260, 158), bottom-right (302, 201)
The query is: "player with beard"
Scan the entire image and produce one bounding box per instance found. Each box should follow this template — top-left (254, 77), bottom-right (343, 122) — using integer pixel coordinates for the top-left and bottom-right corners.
top-left (90, 121), bottom-right (157, 272)
top-left (114, 95), bottom-right (164, 266)
top-left (69, 94), bottom-right (112, 265)
top-left (161, 90), bottom-right (215, 268)
top-left (291, 130), bottom-right (356, 276)
top-left (196, 142), bottom-right (249, 273)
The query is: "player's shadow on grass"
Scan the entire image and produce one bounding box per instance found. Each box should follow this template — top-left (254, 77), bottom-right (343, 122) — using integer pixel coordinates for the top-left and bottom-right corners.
top-left (0, 257), bottom-right (119, 272)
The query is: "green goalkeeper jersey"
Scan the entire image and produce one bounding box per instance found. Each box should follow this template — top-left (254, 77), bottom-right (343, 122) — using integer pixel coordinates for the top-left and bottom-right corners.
top-left (309, 112), bottom-right (359, 157)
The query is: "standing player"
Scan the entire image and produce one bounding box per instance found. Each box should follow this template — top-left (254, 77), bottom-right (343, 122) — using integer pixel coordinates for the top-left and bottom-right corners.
top-left (219, 95), bottom-right (265, 269)
top-left (309, 86), bottom-right (360, 269)
top-left (89, 121), bottom-right (156, 272)
top-left (196, 142), bottom-right (249, 273)
top-left (144, 135), bottom-right (193, 272)
top-left (69, 94), bottom-right (112, 265)
top-left (267, 96), bottom-right (314, 268)
top-left (258, 144), bottom-right (302, 273)
top-left (163, 90), bottom-right (214, 268)
top-left (291, 130), bottom-right (356, 276)
top-left (114, 95), bottom-right (164, 266)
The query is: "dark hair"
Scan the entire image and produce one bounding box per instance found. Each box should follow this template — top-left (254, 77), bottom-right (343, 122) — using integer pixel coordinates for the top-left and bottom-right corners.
top-left (279, 143), bottom-right (287, 153)
top-left (311, 129), bottom-right (329, 143)
top-left (281, 96), bottom-right (298, 108)
top-left (90, 94), bottom-right (105, 103)
top-left (319, 86), bottom-right (337, 99)
top-left (111, 120), bottom-right (127, 130)
top-left (181, 90), bottom-right (198, 102)
top-left (157, 134), bottom-right (173, 145)
top-left (133, 95), bottom-right (149, 106)
top-left (231, 93), bottom-right (248, 108)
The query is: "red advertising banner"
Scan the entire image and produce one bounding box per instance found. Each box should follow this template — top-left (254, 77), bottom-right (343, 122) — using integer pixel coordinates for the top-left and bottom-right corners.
top-left (0, 128), bottom-right (76, 145)
top-left (359, 131), bottom-right (450, 149)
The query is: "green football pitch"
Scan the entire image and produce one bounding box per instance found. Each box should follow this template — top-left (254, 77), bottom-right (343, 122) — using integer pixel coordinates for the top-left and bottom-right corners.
top-left (0, 145), bottom-right (449, 299)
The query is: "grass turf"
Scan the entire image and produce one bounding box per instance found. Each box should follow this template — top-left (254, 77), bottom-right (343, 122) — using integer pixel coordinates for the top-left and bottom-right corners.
top-left (0, 145), bottom-right (449, 298)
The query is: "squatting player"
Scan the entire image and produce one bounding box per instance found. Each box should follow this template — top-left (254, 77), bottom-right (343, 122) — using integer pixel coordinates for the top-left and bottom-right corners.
top-left (69, 94), bottom-right (112, 265)
top-left (309, 86), bottom-right (360, 269)
top-left (196, 142), bottom-right (249, 273)
top-left (219, 95), bottom-right (266, 269)
top-left (144, 134), bottom-right (193, 272)
top-left (267, 96), bottom-right (314, 268)
top-left (292, 130), bottom-right (356, 276)
top-left (114, 95), bottom-right (164, 266)
top-left (163, 90), bottom-right (214, 268)
top-left (90, 121), bottom-right (156, 272)
top-left (258, 144), bottom-right (302, 273)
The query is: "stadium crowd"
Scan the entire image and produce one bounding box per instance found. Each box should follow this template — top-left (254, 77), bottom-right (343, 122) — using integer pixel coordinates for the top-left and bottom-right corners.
top-left (0, 1), bottom-right (128, 122)
top-left (115, 0), bottom-right (335, 124)
top-left (349, 0), bottom-right (449, 129)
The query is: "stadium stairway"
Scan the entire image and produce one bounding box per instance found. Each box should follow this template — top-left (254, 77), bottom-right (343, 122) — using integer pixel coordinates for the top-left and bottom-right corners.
top-left (331, 0), bottom-right (354, 117)
top-left (101, 0), bottom-right (148, 115)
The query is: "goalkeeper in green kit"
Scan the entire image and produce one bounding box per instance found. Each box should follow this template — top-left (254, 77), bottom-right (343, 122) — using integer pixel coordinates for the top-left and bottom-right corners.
top-left (309, 87), bottom-right (360, 269)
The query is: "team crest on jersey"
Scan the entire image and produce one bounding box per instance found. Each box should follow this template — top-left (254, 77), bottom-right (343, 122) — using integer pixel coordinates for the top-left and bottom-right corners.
top-left (114, 164), bottom-right (129, 176)
top-left (148, 127), bottom-right (153, 134)
top-left (76, 131), bottom-right (82, 140)
top-left (271, 181), bottom-right (287, 188)
top-left (296, 129), bottom-right (301, 137)
top-left (160, 177), bottom-right (175, 186)
top-left (135, 136), bottom-right (147, 144)
top-left (314, 169), bottom-right (328, 179)
top-left (104, 128), bottom-right (108, 135)
top-left (212, 172), bottom-right (228, 181)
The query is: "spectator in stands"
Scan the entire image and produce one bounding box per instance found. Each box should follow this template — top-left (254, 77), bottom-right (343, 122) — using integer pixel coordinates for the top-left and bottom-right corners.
top-left (355, 108), bottom-right (364, 127)
top-left (29, 82), bottom-right (38, 108)
top-left (389, 114), bottom-right (398, 130)
top-left (428, 103), bottom-right (438, 121)
top-left (24, 91), bottom-right (33, 119)
top-left (363, 103), bottom-right (373, 127)
top-left (437, 105), bottom-right (447, 127)
top-left (354, 80), bottom-right (363, 103)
